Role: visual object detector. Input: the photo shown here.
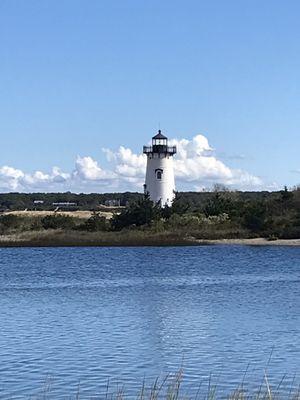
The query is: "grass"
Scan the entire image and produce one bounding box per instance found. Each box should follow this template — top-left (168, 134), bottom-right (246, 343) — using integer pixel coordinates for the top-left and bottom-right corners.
top-left (34, 369), bottom-right (300, 399)
top-left (1, 229), bottom-right (300, 247)
top-left (0, 212), bottom-right (299, 247)
top-left (0, 229), bottom-right (204, 247)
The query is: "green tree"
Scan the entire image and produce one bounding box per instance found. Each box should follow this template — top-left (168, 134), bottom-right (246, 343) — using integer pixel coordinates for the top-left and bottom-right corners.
top-left (279, 186), bottom-right (293, 202)
top-left (204, 193), bottom-right (234, 217)
top-left (168, 192), bottom-right (189, 216)
top-left (112, 195), bottom-right (161, 230)
top-left (242, 202), bottom-right (267, 232)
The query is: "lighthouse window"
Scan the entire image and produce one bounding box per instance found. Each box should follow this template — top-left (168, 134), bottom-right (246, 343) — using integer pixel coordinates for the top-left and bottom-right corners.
top-left (153, 138), bottom-right (167, 146)
top-left (156, 170), bottom-right (162, 180)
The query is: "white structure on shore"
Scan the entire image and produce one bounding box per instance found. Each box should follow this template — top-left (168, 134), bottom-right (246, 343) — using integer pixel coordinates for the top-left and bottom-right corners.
top-left (143, 130), bottom-right (177, 207)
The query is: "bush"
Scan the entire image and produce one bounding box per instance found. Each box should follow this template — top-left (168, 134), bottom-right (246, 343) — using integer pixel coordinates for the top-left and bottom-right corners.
top-left (203, 193), bottom-right (235, 217)
top-left (279, 226), bottom-right (300, 239)
top-left (0, 214), bottom-right (20, 230)
top-left (242, 202), bottom-right (267, 232)
top-left (267, 234), bottom-right (278, 241)
top-left (207, 213), bottom-right (230, 224)
top-left (112, 195), bottom-right (161, 230)
top-left (150, 219), bottom-right (165, 233)
top-left (41, 214), bottom-right (75, 230)
top-left (30, 218), bottom-right (43, 231)
top-left (82, 213), bottom-right (108, 232)
top-left (167, 214), bottom-right (201, 230)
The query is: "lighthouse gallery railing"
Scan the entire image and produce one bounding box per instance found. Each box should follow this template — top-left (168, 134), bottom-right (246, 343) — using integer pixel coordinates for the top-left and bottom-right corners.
top-left (143, 146), bottom-right (177, 154)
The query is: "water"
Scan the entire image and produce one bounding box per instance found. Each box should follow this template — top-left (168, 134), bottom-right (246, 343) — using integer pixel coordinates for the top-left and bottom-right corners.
top-left (0, 246), bottom-right (299, 398)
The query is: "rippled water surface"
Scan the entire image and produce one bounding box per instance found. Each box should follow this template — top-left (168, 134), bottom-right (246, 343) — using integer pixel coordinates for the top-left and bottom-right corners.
top-left (0, 246), bottom-right (299, 398)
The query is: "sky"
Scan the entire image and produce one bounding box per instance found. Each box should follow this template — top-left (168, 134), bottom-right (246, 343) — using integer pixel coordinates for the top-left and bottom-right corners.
top-left (1, 0), bottom-right (300, 193)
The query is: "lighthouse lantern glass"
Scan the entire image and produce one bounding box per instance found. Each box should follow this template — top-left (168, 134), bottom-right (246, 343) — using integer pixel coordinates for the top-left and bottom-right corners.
top-left (152, 138), bottom-right (167, 146)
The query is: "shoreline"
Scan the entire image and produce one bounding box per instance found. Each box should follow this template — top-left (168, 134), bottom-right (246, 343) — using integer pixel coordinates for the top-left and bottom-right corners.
top-left (204, 238), bottom-right (300, 246)
top-left (0, 232), bottom-right (300, 247)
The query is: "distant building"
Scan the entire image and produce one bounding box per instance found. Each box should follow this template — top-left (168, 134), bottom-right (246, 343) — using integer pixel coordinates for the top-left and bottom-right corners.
top-left (52, 202), bottom-right (77, 207)
top-left (104, 199), bottom-right (121, 207)
top-left (33, 200), bottom-right (44, 205)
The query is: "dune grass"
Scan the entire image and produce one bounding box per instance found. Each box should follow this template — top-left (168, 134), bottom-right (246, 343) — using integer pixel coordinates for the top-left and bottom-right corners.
top-left (0, 229), bottom-right (203, 247)
top-left (35, 370), bottom-right (300, 399)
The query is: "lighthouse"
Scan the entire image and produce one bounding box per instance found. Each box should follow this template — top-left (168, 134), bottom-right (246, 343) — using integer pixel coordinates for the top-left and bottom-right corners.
top-left (143, 130), bottom-right (177, 207)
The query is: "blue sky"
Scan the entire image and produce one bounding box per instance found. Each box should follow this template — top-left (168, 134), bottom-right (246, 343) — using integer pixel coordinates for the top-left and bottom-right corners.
top-left (1, 0), bottom-right (300, 192)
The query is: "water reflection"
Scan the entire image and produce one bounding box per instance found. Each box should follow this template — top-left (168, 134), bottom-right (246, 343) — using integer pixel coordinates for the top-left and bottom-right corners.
top-left (0, 246), bottom-right (299, 398)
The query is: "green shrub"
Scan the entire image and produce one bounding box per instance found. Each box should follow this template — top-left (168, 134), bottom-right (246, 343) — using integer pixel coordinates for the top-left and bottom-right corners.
top-left (167, 213), bottom-right (230, 231)
top-left (82, 213), bottom-right (108, 232)
top-left (207, 213), bottom-right (230, 224)
top-left (267, 234), bottom-right (278, 241)
top-left (204, 193), bottom-right (235, 217)
top-left (29, 218), bottom-right (43, 231)
top-left (41, 214), bottom-right (75, 230)
top-left (150, 219), bottom-right (165, 233)
top-left (112, 195), bottom-right (161, 230)
top-left (0, 214), bottom-right (20, 230)
top-left (167, 214), bottom-right (200, 230)
top-left (242, 202), bottom-right (267, 232)
top-left (279, 225), bottom-right (300, 239)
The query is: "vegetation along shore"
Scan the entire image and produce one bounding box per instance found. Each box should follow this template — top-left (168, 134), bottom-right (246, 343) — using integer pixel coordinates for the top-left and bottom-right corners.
top-left (24, 370), bottom-right (300, 399)
top-left (0, 187), bottom-right (300, 247)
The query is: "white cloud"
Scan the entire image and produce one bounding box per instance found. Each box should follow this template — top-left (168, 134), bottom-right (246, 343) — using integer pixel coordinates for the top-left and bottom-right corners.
top-left (170, 134), bottom-right (264, 190)
top-left (170, 135), bottom-right (213, 160)
top-left (0, 134), bottom-right (271, 192)
top-left (74, 156), bottom-right (115, 181)
top-left (111, 146), bottom-right (146, 178)
top-left (0, 166), bottom-right (25, 191)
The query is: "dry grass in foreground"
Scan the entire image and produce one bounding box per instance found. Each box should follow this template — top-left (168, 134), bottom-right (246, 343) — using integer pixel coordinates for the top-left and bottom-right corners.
top-left (2, 230), bottom-right (300, 247)
top-left (36, 370), bottom-right (300, 399)
top-left (4, 210), bottom-right (115, 219)
top-left (0, 229), bottom-right (200, 247)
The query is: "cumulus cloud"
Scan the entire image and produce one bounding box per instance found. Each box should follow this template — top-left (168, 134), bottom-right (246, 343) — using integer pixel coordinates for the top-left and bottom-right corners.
top-left (0, 134), bottom-right (269, 192)
top-left (110, 146), bottom-right (146, 178)
top-left (169, 135), bottom-right (263, 190)
top-left (0, 166), bottom-right (25, 191)
top-left (74, 156), bottom-right (114, 181)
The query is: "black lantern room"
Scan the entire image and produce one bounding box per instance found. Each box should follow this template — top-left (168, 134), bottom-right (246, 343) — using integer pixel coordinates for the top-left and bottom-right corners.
top-left (143, 130), bottom-right (177, 155)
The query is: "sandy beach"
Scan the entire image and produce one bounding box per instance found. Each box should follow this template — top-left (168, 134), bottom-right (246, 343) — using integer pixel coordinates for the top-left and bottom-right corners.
top-left (203, 238), bottom-right (300, 246)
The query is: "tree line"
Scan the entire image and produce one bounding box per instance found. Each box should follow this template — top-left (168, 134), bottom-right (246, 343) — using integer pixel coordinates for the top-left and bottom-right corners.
top-left (1, 187), bottom-right (300, 239)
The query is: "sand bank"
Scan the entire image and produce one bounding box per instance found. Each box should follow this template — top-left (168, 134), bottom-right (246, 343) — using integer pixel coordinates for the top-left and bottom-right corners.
top-left (201, 238), bottom-right (300, 246)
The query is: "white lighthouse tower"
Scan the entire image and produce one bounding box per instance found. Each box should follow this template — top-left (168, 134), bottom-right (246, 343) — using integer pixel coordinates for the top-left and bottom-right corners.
top-left (143, 130), bottom-right (177, 207)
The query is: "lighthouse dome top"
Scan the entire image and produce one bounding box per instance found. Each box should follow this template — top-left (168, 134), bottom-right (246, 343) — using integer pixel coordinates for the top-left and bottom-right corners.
top-left (152, 130), bottom-right (167, 140)
top-left (152, 130), bottom-right (169, 147)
